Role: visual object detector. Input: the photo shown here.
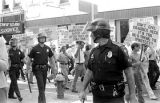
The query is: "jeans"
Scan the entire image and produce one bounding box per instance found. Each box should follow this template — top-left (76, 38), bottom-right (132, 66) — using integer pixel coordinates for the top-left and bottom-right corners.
top-left (133, 69), bottom-right (145, 103)
top-left (34, 68), bottom-right (47, 103)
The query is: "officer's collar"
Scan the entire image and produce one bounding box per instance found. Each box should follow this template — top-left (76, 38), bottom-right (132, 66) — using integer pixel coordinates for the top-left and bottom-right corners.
top-left (98, 39), bottom-right (112, 49)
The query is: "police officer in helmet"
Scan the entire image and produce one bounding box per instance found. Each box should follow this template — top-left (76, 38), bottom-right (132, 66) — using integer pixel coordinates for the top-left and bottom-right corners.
top-left (27, 33), bottom-right (57, 103)
top-left (8, 37), bottom-right (24, 101)
top-left (79, 18), bottom-right (138, 103)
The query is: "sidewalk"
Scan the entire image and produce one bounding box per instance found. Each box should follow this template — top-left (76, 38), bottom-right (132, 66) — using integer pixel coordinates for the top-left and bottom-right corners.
top-left (7, 75), bottom-right (160, 103)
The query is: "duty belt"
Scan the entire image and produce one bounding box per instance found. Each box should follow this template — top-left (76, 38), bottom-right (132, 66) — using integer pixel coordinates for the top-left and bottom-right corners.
top-left (11, 64), bottom-right (20, 67)
top-left (35, 65), bottom-right (47, 68)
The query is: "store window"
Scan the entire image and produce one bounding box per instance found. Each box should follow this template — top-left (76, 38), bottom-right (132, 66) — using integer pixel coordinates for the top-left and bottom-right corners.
top-left (120, 19), bottom-right (129, 43)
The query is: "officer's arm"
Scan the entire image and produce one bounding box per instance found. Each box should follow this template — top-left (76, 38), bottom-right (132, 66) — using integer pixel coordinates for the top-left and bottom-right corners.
top-left (124, 67), bottom-right (136, 98)
top-left (82, 69), bottom-right (93, 92)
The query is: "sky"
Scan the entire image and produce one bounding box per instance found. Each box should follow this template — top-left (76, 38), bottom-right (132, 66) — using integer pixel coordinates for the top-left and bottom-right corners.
top-left (84, 0), bottom-right (160, 12)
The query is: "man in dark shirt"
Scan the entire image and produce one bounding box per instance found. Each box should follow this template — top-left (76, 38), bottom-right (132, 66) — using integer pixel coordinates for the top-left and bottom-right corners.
top-left (79, 18), bottom-right (138, 103)
top-left (8, 38), bottom-right (24, 102)
top-left (27, 33), bottom-right (57, 103)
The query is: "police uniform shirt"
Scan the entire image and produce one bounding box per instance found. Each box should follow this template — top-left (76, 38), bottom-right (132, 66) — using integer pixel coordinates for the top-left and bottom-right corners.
top-left (9, 48), bottom-right (25, 64)
top-left (88, 39), bottom-right (132, 82)
top-left (28, 44), bottom-right (53, 65)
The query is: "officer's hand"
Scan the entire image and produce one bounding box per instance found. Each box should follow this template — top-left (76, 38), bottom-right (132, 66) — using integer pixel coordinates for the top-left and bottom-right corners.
top-left (130, 95), bottom-right (138, 103)
top-left (79, 91), bottom-right (87, 102)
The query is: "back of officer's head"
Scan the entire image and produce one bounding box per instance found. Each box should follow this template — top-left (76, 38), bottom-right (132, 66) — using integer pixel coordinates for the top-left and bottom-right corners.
top-left (37, 33), bottom-right (47, 44)
top-left (10, 37), bottom-right (18, 47)
top-left (131, 43), bottom-right (140, 50)
top-left (87, 18), bottom-right (111, 43)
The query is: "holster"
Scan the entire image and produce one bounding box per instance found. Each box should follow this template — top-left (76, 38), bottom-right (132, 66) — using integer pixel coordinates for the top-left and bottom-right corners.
top-left (91, 81), bottom-right (125, 98)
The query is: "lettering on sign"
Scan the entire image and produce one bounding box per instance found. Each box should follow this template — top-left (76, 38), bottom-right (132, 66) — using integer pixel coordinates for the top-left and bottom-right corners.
top-left (131, 22), bottom-right (159, 47)
top-left (0, 22), bottom-right (24, 34)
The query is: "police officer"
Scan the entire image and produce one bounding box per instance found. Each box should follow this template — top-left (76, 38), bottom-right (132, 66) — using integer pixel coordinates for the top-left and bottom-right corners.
top-left (27, 33), bottom-right (57, 103)
top-left (79, 18), bottom-right (138, 103)
top-left (8, 37), bottom-right (24, 102)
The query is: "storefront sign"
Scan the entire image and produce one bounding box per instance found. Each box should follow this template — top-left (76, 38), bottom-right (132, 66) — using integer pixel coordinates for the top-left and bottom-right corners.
top-left (0, 22), bottom-right (24, 34)
top-left (131, 22), bottom-right (159, 47)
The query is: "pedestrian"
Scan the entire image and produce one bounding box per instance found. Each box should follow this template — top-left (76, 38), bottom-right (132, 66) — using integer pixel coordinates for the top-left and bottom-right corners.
top-left (57, 46), bottom-right (70, 89)
top-left (71, 41), bottom-right (86, 93)
top-left (141, 44), bottom-right (157, 100)
top-left (130, 43), bottom-right (145, 103)
top-left (0, 36), bottom-right (9, 103)
top-left (27, 33), bottom-right (57, 103)
top-left (8, 38), bottom-right (24, 102)
top-left (147, 46), bottom-right (160, 90)
top-left (79, 18), bottom-right (138, 103)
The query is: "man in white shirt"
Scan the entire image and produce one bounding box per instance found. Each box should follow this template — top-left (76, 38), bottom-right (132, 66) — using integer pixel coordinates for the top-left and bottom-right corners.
top-left (71, 41), bottom-right (86, 93)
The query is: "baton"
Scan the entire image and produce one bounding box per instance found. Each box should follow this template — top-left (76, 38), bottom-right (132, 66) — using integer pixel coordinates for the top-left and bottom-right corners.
top-left (26, 73), bottom-right (32, 93)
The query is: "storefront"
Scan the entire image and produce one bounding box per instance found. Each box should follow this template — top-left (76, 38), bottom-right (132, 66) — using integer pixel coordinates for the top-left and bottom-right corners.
top-left (0, 12), bottom-right (25, 44)
top-left (26, 6), bottom-right (160, 45)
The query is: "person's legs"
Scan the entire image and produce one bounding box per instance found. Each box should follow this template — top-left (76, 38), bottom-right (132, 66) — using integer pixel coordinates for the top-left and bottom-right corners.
top-left (141, 68), bottom-right (157, 99)
top-left (0, 88), bottom-right (8, 103)
top-left (9, 70), bottom-right (21, 99)
top-left (134, 70), bottom-right (145, 103)
top-left (152, 62), bottom-right (160, 89)
top-left (29, 71), bottom-right (34, 83)
top-left (34, 70), bottom-right (46, 103)
top-left (71, 64), bottom-right (81, 92)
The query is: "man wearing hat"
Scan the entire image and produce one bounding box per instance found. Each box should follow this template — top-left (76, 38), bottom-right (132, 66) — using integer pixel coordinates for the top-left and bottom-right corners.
top-left (27, 33), bottom-right (57, 103)
top-left (8, 37), bottom-right (24, 102)
top-left (79, 18), bottom-right (137, 103)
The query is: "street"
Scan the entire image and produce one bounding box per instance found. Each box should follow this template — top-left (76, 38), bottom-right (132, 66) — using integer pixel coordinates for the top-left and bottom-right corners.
top-left (7, 75), bottom-right (160, 103)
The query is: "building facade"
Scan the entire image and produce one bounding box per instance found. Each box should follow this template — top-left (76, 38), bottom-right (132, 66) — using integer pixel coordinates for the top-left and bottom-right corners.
top-left (1, 0), bottom-right (160, 47)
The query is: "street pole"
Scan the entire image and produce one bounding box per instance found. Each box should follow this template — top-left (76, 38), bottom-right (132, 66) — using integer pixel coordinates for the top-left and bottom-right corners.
top-left (90, 3), bottom-right (94, 45)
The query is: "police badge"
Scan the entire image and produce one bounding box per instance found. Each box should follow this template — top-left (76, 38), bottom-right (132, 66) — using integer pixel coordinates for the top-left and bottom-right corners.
top-left (107, 51), bottom-right (112, 58)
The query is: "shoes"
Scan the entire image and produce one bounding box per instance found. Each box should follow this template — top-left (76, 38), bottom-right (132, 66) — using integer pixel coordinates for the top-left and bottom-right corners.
top-left (8, 96), bottom-right (17, 99)
top-left (18, 97), bottom-right (23, 102)
top-left (71, 89), bottom-right (78, 93)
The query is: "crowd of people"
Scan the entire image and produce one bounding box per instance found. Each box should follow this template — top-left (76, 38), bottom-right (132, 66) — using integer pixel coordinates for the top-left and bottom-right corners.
top-left (0, 18), bottom-right (160, 103)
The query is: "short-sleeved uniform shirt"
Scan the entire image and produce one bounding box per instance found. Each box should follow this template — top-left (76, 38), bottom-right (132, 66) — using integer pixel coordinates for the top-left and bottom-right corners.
top-left (88, 39), bottom-right (131, 82)
top-left (8, 48), bottom-right (25, 64)
top-left (28, 44), bottom-right (53, 65)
